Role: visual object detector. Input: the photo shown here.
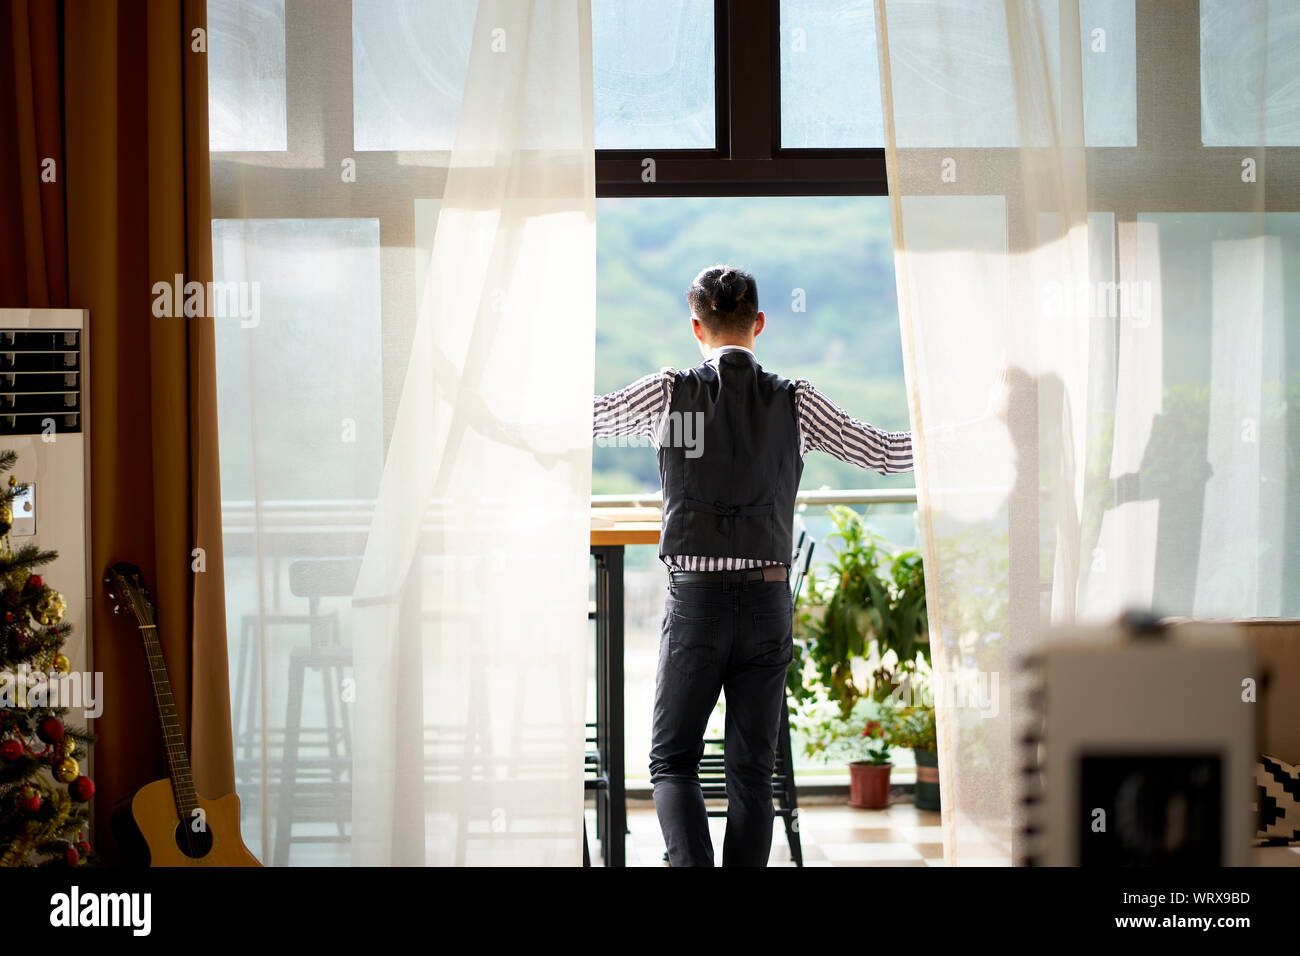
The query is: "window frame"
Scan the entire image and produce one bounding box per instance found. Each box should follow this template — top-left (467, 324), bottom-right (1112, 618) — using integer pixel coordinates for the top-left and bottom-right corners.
top-left (204, 0), bottom-right (891, 453)
top-left (594, 0), bottom-right (888, 197)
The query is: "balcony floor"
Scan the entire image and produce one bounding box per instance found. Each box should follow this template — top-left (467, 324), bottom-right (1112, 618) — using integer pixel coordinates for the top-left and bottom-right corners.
top-left (592, 796), bottom-right (945, 867)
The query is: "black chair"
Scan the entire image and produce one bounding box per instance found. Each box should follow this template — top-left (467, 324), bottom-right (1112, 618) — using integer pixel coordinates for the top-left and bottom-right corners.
top-left (583, 720), bottom-right (609, 867)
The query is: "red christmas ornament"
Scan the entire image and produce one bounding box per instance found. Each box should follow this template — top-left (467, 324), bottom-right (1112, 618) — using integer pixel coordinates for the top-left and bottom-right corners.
top-left (68, 776), bottom-right (94, 802)
top-left (18, 785), bottom-right (39, 813)
top-left (27, 575), bottom-right (41, 590)
top-left (36, 716), bottom-right (64, 744)
top-left (77, 840), bottom-right (91, 858)
top-left (0, 738), bottom-right (22, 761)
top-left (64, 844), bottom-right (78, 867)
top-left (3, 612), bottom-right (11, 623)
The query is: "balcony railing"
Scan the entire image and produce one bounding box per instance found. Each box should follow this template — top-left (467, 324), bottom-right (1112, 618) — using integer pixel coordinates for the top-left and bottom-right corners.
top-left (591, 488), bottom-right (919, 509)
top-left (219, 488), bottom-right (920, 533)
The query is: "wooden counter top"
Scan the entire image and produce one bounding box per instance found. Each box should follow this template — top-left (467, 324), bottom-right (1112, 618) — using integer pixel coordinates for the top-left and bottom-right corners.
top-left (590, 507), bottom-right (662, 547)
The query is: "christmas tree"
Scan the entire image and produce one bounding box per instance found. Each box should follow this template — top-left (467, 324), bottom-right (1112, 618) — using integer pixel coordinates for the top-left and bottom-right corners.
top-left (0, 450), bottom-right (94, 866)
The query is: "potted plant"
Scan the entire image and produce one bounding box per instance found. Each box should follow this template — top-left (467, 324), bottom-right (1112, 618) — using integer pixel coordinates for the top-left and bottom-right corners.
top-left (787, 506), bottom-right (939, 809)
top-left (787, 505), bottom-right (898, 717)
top-left (895, 704), bottom-right (940, 811)
top-left (798, 696), bottom-right (903, 810)
top-left (884, 544), bottom-right (929, 675)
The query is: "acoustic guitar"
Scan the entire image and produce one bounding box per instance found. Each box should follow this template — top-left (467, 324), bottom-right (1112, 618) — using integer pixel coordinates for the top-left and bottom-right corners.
top-left (104, 561), bottom-right (262, 866)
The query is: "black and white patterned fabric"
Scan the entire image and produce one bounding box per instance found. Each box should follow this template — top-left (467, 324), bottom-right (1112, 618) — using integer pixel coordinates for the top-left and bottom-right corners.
top-left (1255, 753), bottom-right (1300, 844)
top-left (593, 345), bottom-right (914, 572)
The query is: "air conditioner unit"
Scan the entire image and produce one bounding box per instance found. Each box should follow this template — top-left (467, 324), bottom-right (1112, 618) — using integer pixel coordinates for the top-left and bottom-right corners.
top-left (0, 309), bottom-right (92, 738)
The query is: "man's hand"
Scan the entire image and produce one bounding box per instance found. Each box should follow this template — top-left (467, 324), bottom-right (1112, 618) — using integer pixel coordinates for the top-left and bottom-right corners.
top-left (931, 350), bottom-right (1012, 451)
top-left (982, 348), bottom-right (1012, 423)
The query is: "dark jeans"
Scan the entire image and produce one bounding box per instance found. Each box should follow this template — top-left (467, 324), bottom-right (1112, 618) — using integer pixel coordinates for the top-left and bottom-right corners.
top-left (648, 576), bottom-right (793, 867)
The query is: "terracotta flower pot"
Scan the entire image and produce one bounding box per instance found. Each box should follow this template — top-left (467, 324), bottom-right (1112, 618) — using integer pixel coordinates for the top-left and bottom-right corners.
top-left (848, 761), bottom-right (892, 809)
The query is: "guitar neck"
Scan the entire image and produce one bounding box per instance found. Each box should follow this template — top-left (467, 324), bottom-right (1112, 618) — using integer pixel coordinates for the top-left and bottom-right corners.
top-left (137, 622), bottom-right (200, 822)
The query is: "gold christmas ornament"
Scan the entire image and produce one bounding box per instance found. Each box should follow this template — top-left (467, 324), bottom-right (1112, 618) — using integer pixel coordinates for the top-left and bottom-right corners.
top-left (54, 756), bottom-right (79, 783)
top-left (53, 653), bottom-right (70, 674)
top-left (35, 588), bottom-right (65, 626)
top-left (59, 738), bottom-right (75, 758)
top-left (5, 568), bottom-right (27, 595)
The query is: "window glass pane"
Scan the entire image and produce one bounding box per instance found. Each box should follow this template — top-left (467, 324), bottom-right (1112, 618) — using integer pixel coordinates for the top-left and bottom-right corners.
top-left (612, 501), bottom-right (921, 788)
top-left (594, 195), bottom-right (909, 494)
top-left (353, 0), bottom-right (715, 151)
top-left (352, 0), bottom-right (477, 151)
top-left (596, 196), bottom-right (915, 785)
top-left (593, 0), bottom-right (715, 149)
top-left (780, 0), bottom-right (883, 148)
top-left (791, 0), bottom-right (1136, 148)
top-left (1131, 212), bottom-right (1299, 617)
top-left (1200, 0), bottom-right (1300, 146)
top-left (212, 218), bottom-right (384, 502)
top-left (208, 0), bottom-right (287, 151)
top-left (212, 219), bottom-right (382, 864)
top-left (1079, 0), bottom-right (1137, 147)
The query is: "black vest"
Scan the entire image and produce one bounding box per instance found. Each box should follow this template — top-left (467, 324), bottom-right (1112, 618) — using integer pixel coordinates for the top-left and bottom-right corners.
top-left (657, 350), bottom-right (803, 563)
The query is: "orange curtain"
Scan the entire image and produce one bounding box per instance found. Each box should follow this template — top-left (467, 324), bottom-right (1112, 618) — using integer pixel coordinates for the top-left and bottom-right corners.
top-left (0, 0), bottom-right (68, 307)
top-left (1, 0), bottom-right (234, 861)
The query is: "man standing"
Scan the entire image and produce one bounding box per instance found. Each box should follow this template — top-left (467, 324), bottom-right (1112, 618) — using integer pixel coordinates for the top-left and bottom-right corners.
top-left (592, 265), bottom-right (914, 866)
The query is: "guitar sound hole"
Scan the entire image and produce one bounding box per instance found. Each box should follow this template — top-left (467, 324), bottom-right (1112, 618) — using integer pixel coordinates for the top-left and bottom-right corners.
top-left (174, 820), bottom-right (215, 859)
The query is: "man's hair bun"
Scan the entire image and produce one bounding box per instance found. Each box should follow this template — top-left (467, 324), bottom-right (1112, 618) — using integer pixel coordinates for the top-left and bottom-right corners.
top-left (714, 269), bottom-right (745, 310)
top-left (687, 265), bottom-right (759, 333)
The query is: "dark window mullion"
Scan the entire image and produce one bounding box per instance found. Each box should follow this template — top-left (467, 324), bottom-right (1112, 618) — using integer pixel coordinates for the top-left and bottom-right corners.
top-left (725, 0), bottom-right (777, 160)
top-left (713, 0), bottom-right (731, 157)
top-left (595, 155), bottom-right (886, 196)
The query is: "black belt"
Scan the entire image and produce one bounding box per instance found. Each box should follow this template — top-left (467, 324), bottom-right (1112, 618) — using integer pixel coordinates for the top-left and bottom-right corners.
top-left (670, 565), bottom-right (789, 585)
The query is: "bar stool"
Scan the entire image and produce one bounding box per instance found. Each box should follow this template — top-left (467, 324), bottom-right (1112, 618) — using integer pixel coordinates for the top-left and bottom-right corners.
top-left (270, 557), bottom-right (360, 866)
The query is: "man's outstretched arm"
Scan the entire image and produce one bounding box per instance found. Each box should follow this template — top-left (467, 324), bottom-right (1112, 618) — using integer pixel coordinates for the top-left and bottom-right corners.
top-left (795, 355), bottom-right (1011, 474)
top-left (795, 381), bottom-right (914, 474)
top-left (593, 369), bottom-right (675, 441)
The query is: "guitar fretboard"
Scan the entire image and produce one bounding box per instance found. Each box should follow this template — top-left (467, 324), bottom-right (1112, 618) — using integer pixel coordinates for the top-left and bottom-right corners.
top-left (133, 612), bottom-right (200, 824)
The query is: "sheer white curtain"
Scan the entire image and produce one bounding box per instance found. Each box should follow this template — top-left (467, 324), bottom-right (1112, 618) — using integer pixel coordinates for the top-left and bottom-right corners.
top-left (209, 0), bottom-right (594, 866)
top-left (349, 0), bottom-right (595, 867)
top-left (876, 0), bottom-right (1298, 864)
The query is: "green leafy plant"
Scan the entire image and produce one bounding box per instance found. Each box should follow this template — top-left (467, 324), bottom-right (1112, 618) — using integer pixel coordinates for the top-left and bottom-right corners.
top-left (787, 506), bottom-right (929, 719)
top-left (887, 546), bottom-right (929, 673)
top-left (892, 703), bottom-right (937, 754)
top-left (797, 695), bottom-right (906, 766)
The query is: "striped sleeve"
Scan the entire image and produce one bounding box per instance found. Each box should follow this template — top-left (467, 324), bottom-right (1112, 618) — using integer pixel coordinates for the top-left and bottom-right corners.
top-left (593, 370), bottom-right (675, 443)
top-left (794, 380), bottom-right (913, 474)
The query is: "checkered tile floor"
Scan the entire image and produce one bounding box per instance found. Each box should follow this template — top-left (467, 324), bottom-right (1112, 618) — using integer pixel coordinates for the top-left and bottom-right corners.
top-left (588, 796), bottom-right (946, 867)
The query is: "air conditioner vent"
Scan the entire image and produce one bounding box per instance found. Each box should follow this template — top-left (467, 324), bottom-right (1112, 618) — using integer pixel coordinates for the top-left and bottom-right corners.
top-left (0, 330), bottom-right (82, 436)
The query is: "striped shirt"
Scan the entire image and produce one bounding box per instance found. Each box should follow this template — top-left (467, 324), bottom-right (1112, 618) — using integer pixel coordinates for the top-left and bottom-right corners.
top-left (593, 345), bottom-right (913, 571)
